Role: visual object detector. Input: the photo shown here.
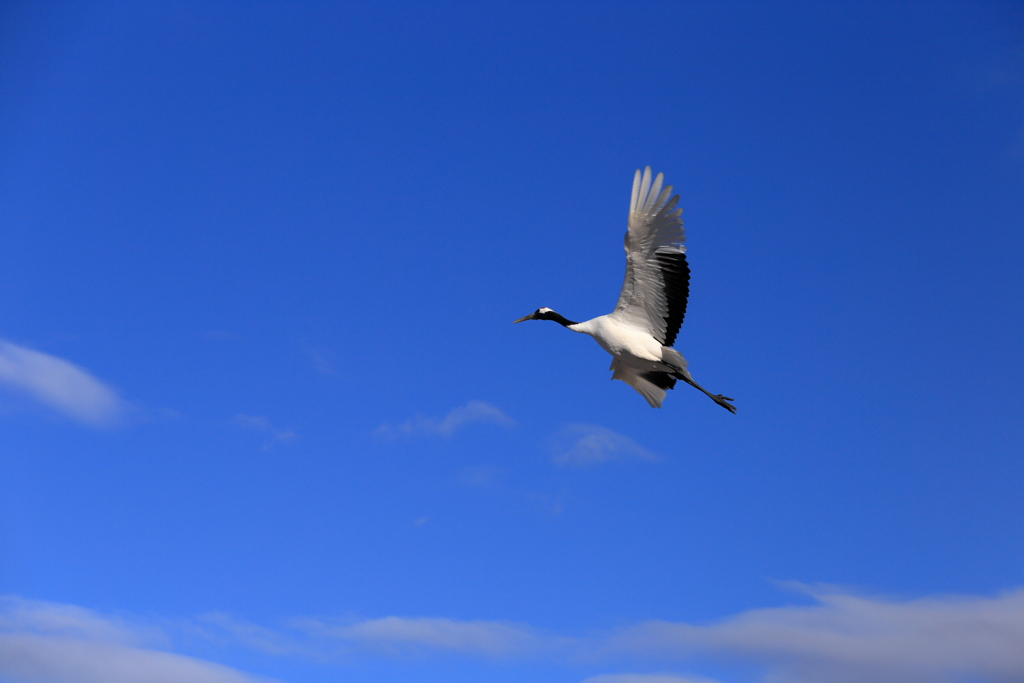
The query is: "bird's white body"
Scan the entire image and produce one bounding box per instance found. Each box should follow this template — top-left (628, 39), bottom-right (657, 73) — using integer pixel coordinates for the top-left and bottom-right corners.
top-left (515, 167), bottom-right (734, 412)
top-left (569, 313), bottom-right (691, 408)
top-left (570, 315), bottom-right (662, 362)
top-left (570, 313), bottom-right (691, 371)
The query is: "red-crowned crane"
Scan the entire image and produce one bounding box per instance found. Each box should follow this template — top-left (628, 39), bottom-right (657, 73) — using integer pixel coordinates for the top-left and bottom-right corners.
top-left (514, 167), bottom-right (735, 412)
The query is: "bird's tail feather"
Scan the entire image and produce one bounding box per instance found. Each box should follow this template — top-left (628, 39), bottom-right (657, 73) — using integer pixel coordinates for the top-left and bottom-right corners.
top-left (610, 359), bottom-right (668, 408)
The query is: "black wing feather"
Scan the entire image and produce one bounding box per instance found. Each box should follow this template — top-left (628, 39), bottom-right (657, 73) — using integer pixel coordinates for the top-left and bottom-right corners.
top-left (655, 250), bottom-right (690, 347)
top-left (641, 371), bottom-right (677, 390)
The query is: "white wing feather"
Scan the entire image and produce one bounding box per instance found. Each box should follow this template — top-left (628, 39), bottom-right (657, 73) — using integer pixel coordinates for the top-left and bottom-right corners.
top-left (613, 166), bottom-right (686, 344)
top-left (610, 358), bottom-right (666, 408)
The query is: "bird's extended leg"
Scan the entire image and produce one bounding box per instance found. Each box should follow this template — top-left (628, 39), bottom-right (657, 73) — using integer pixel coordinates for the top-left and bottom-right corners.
top-left (679, 375), bottom-right (736, 414)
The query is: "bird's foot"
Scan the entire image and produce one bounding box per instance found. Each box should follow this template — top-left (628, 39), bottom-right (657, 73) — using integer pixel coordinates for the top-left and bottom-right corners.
top-left (713, 395), bottom-right (736, 414)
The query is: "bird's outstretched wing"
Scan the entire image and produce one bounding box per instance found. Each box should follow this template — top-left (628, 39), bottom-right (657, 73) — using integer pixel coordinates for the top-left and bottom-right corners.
top-left (612, 166), bottom-right (689, 346)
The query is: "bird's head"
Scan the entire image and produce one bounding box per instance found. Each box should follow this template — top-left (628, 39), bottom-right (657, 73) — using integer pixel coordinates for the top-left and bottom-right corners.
top-left (513, 307), bottom-right (576, 327)
top-left (513, 307), bottom-right (555, 323)
top-left (516, 309), bottom-right (557, 325)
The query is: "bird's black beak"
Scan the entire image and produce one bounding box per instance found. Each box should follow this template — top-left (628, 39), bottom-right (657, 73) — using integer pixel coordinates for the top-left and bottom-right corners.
top-left (512, 313), bottom-right (535, 323)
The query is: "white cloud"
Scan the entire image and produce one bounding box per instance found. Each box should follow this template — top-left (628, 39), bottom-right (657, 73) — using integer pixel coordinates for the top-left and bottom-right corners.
top-left (233, 414), bottom-right (297, 449)
top-left (609, 584), bottom-right (1024, 683)
top-left (456, 464), bottom-right (503, 487)
top-left (299, 343), bottom-right (335, 375)
top-left (211, 587), bottom-right (1024, 680)
top-left (0, 597), bottom-right (277, 683)
top-left (582, 675), bottom-right (721, 683)
top-left (24, 585), bottom-right (1023, 683)
top-left (300, 616), bottom-right (540, 657)
top-left (0, 597), bottom-right (155, 646)
top-left (0, 339), bottom-right (122, 426)
top-left (0, 636), bottom-right (271, 683)
top-left (376, 400), bottom-right (515, 439)
top-left (191, 612), bottom-right (303, 657)
top-left (550, 424), bottom-right (657, 466)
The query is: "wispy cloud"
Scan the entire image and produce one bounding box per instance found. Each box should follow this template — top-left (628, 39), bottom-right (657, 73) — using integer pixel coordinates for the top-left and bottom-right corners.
top-left (0, 339), bottom-right (123, 427)
top-left (582, 675), bottom-right (721, 683)
top-left (233, 414), bottom-right (297, 449)
top-left (457, 464), bottom-right (504, 487)
top-left (17, 585), bottom-right (1024, 683)
top-left (0, 596), bottom-right (158, 646)
top-left (189, 612), bottom-right (305, 657)
top-left (375, 400), bottom-right (515, 439)
top-left (298, 616), bottom-right (542, 657)
top-left (550, 424), bottom-right (657, 467)
top-left (609, 584), bottom-right (1024, 683)
top-left (299, 343), bottom-right (335, 375)
top-left (193, 611), bottom-right (548, 660)
top-left (246, 585), bottom-right (1024, 681)
top-left (0, 597), bottom-right (277, 683)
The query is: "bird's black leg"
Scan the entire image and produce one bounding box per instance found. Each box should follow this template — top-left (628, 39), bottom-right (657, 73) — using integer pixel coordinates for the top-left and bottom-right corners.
top-left (680, 376), bottom-right (736, 414)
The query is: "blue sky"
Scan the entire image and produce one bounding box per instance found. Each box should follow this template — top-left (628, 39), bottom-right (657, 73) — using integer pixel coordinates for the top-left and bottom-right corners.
top-left (1, 2), bottom-right (1022, 682)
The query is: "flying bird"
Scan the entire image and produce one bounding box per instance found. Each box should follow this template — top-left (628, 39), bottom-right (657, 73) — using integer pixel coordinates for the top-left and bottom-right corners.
top-left (514, 167), bottom-right (735, 413)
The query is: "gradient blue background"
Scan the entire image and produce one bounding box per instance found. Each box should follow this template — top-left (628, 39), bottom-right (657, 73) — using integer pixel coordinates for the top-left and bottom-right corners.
top-left (1, 2), bottom-right (1022, 682)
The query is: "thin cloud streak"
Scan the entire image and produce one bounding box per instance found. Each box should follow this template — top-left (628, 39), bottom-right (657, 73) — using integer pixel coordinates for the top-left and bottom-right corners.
top-left (0, 597), bottom-right (156, 646)
top-left (299, 616), bottom-right (541, 657)
top-left (232, 414), bottom-right (297, 450)
top-left (13, 586), bottom-right (1024, 682)
top-left (582, 675), bottom-right (722, 683)
top-left (609, 584), bottom-right (1024, 683)
top-left (299, 343), bottom-right (335, 375)
top-left (191, 612), bottom-right (306, 657)
top-left (218, 585), bottom-right (1024, 682)
top-left (550, 424), bottom-right (657, 466)
top-left (0, 339), bottom-right (122, 426)
top-left (0, 597), bottom-right (277, 683)
top-left (376, 400), bottom-right (516, 439)
top-left (193, 612), bottom-right (545, 660)
top-left (0, 636), bottom-right (272, 683)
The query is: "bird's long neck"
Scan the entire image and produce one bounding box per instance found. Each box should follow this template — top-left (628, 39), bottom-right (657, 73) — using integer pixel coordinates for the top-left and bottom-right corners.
top-left (545, 312), bottom-right (579, 327)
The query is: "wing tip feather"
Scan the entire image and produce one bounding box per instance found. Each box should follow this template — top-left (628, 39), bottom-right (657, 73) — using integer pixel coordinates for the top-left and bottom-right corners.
top-left (630, 168), bottom-right (642, 214)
